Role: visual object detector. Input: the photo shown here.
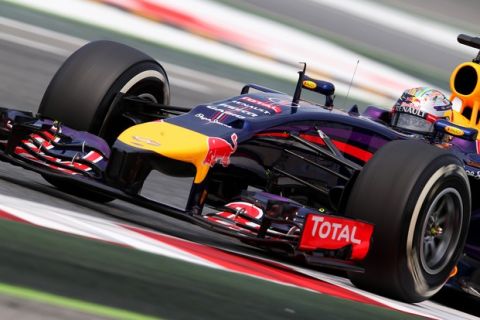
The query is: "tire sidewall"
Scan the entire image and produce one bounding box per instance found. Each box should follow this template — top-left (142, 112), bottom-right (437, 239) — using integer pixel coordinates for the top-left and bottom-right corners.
top-left (403, 163), bottom-right (470, 300)
top-left (94, 61), bottom-right (169, 141)
top-left (39, 41), bottom-right (170, 137)
top-left (346, 140), bottom-right (471, 302)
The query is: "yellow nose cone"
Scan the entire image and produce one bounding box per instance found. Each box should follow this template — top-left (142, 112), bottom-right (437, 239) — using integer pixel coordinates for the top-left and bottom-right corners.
top-left (118, 121), bottom-right (211, 183)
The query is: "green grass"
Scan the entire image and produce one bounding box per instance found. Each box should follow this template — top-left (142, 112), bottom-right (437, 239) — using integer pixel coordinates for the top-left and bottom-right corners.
top-left (0, 282), bottom-right (161, 320)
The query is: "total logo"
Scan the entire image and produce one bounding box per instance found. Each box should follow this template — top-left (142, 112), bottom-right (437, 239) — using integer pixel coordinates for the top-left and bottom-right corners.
top-left (310, 215), bottom-right (362, 244)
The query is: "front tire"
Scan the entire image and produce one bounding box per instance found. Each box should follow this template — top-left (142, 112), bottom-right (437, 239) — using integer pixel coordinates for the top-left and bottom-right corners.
top-left (38, 40), bottom-right (170, 202)
top-left (346, 140), bottom-right (470, 302)
top-left (38, 40), bottom-right (170, 144)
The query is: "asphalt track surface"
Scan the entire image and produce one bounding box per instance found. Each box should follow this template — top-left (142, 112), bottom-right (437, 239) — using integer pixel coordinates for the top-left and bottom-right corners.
top-left (0, 3), bottom-right (479, 320)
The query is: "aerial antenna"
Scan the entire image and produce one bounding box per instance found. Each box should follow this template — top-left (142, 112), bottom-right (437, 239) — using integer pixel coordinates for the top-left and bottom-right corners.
top-left (343, 59), bottom-right (360, 108)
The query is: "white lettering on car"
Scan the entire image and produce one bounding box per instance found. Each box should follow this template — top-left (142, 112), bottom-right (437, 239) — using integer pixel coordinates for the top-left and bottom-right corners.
top-left (318, 220), bottom-right (331, 238)
top-left (466, 169), bottom-right (480, 180)
top-left (396, 106), bottom-right (426, 117)
top-left (240, 96), bottom-right (282, 113)
top-left (310, 215), bottom-right (362, 244)
top-left (331, 223), bottom-right (342, 239)
top-left (195, 113), bottom-right (232, 128)
top-left (205, 105), bottom-right (246, 119)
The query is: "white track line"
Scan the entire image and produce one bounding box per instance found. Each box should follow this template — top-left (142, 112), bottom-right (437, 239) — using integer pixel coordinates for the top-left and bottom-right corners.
top-left (0, 16), bottom-right (85, 46)
top-left (0, 31), bottom-right (73, 56)
top-left (0, 194), bottom-right (221, 268)
top-left (297, 269), bottom-right (441, 319)
top-left (0, 14), bottom-right (243, 91)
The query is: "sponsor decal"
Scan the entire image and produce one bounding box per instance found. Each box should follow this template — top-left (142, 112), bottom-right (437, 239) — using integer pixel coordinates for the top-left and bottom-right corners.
top-left (206, 201), bottom-right (264, 232)
top-left (203, 133), bottom-right (238, 167)
top-left (267, 97), bottom-right (290, 105)
top-left (433, 104), bottom-right (452, 111)
top-left (395, 106), bottom-right (425, 117)
top-left (444, 126), bottom-right (464, 137)
top-left (240, 96), bottom-right (282, 113)
top-left (398, 92), bottom-right (420, 109)
top-left (466, 169), bottom-right (480, 180)
top-left (132, 136), bottom-right (161, 146)
top-left (195, 113), bottom-right (232, 128)
top-left (310, 215), bottom-right (362, 244)
top-left (230, 100), bottom-right (272, 115)
top-left (219, 103), bottom-right (259, 117)
top-left (299, 214), bottom-right (373, 260)
top-left (302, 80), bottom-right (317, 90)
top-left (203, 97), bottom-right (283, 121)
top-left (206, 105), bottom-right (246, 119)
top-left (431, 91), bottom-right (452, 111)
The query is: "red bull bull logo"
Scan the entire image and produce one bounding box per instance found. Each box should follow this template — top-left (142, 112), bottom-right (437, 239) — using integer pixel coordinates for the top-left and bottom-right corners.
top-left (203, 133), bottom-right (238, 167)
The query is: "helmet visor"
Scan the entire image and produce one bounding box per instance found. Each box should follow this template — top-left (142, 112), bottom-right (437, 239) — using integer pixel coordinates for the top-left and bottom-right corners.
top-left (394, 113), bottom-right (434, 134)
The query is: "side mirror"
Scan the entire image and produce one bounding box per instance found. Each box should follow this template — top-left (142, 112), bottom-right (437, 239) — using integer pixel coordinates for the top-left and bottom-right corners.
top-left (292, 63), bottom-right (335, 107)
top-left (302, 75), bottom-right (335, 96)
top-left (301, 75), bottom-right (335, 107)
top-left (435, 119), bottom-right (478, 141)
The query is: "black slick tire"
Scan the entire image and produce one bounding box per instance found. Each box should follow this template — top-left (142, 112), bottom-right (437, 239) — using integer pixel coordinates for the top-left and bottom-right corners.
top-left (346, 140), bottom-right (471, 302)
top-left (38, 40), bottom-right (170, 141)
top-left (38, 40), bottom-right (170, 202)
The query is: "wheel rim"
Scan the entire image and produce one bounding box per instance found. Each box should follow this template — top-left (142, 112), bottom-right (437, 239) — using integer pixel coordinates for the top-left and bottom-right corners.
top-left (137, 92), bottom-right (158, 103)
top-left (419, 187), bottom-right (463, 274)
top-left (126, 79), bottom-right (164, 103)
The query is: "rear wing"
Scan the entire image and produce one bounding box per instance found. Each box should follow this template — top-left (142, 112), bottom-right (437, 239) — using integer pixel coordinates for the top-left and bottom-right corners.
top-left (449, 35), bottom-right (480, 131)
top-left (458, 34), bottom-right (480, 63)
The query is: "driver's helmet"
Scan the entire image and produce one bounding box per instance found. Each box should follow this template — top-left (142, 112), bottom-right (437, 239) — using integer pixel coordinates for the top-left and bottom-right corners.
top-left (391, 87), bottom-right (452, 135)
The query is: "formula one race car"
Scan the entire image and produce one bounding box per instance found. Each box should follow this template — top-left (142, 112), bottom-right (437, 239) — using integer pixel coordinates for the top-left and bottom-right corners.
top-left (0, 34), bottom-right (479, 303)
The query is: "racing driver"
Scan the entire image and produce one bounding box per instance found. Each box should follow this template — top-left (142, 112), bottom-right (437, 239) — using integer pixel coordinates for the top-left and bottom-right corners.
top-left (390, 87), bottom-right (453, 140)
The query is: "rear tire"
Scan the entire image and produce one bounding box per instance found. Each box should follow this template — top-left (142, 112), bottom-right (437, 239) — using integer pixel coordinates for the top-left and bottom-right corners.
top-left (346, 140), bottom-right (471, 302)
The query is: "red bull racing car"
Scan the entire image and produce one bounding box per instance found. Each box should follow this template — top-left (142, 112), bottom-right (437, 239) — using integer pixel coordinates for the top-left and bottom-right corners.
top-left (1, 35), bottom-right (480, 303)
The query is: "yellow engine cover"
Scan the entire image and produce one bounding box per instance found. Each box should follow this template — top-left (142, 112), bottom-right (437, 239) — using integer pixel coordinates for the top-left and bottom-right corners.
top-left (449, 61), bottom-right (480, 136)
